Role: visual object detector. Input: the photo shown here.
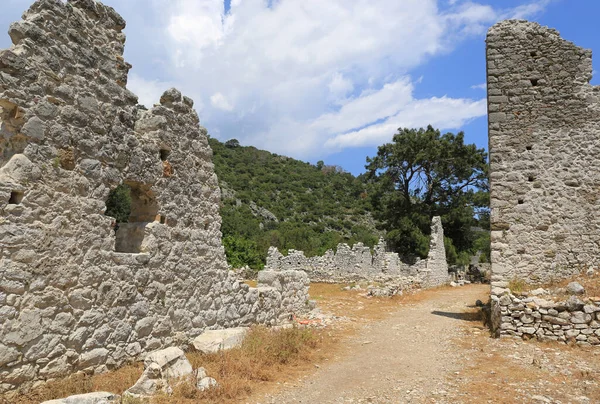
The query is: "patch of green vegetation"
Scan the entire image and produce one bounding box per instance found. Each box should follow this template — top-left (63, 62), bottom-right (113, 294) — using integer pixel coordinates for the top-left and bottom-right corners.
top-left (105, 183), bottom-right (131, 223)
top-left (210, 138), bottom-right (380, 269)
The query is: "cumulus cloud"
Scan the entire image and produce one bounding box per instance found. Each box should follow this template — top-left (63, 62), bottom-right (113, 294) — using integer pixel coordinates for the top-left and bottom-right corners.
top-left (325, 96), bottom-right (487, 149)
top-left (1, 0), bottom-right (552, 159)
top-left (127, 73), bottom-right (173, 108)
top-left (210, 92), bottom-right (234, 111)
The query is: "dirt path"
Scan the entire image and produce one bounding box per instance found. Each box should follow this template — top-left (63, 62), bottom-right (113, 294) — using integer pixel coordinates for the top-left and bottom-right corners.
top-left (258, 285), bottom-right (489, 404)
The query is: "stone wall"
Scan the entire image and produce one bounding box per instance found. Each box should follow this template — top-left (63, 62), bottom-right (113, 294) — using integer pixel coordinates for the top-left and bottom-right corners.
top-left (486, 20), bottom-right (600, 341)
top-left (0, 0), bottom-right (308, 394)
top-left (266, 216), bottom-right (449, 287)
top-left (487, 20), bottom-right (600, 285)
top-left (492, 290), bottom-right (600, 345)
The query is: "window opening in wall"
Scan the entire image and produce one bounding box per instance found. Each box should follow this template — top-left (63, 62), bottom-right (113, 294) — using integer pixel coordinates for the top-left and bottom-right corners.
top-left (526, 145), bottom-right (533, 151)
top-left (530, 78), bottom-right (539, 86)
top-left (518, 199), bottom-right (524, 205)
top-left (160, 148), bottom-right (170, 161)
top-left (530, 51), bottom-right (537, 57)
top-left (8, 190), bottom-right (23, 204)
top-left (105, 182), bottom-right (159, 253)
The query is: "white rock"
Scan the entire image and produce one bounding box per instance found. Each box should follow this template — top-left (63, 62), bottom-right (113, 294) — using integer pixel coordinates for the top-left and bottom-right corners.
top-left (124, 347), bottom-right (193, 399)
top-left (567, 282), bottom-right (585, 295)
top-left (529, 288), bottom-right (548, 296)
top-left (41, 392), bottom-right (120, 404)
top-left (192, 327), bottom-right (248, 353)
top-left (197, 377), bottom-right (218, 391)
top-left (143, 346), bottom-right (192, 379)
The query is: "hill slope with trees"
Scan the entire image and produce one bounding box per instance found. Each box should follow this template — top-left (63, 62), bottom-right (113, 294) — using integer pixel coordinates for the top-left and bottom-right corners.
top-left (209, 138), bottom-right (381, 270)
top-left (209, 126), bottom-right (490, 271)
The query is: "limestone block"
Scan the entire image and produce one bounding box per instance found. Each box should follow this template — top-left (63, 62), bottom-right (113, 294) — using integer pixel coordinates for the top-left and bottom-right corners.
top-left (125, 347), bottom-right (193, 398)
top-left (566, 282), bottom-right (585, 295)
top-left (192, 327), bottom-right (249, 354)
top-left (41, 392), bottom-right (120, 404)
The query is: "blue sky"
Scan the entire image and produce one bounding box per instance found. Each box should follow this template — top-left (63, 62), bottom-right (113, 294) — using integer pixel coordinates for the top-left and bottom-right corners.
top-left (1, 0), bottom-right (598, 175)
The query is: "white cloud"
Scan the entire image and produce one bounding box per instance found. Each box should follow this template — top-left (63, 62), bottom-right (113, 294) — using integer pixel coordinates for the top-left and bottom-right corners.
top-left (127, 73), bottom-right (173, 108)
top-left (2, 0), bottom-right (551, 159)
top-left (328, 72), bottom-right (354, 102)
top-left (471, 83), bottom-right (487, 90)
top-left (210, 92), bottom-right (234, 111)
top-left (325, 96), bottom-right (487, 149)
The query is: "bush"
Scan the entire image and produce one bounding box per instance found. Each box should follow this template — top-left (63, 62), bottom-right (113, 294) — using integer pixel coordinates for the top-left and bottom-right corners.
top-left (105, 184), bottom-right (131, 223)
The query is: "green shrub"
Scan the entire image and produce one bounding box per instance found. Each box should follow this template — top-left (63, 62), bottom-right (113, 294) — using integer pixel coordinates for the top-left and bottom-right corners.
top-left (105, 184), bottom-right (131, 223)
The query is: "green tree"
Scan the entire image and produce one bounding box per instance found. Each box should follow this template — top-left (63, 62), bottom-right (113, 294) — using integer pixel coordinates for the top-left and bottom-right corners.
top-left (105, 184), bottom-right (132, 223)
top-left (225, 138), bottom-right (240, 148)
top-left (365, 125), bottom-right (488, 262)
top-left (223, 236), bottom-right (265, 270)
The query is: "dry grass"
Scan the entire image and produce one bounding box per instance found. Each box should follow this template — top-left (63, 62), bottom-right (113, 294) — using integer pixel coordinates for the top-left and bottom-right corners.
top-left (154, 326), bottom-right (327, 404)
top-left (10, 363), bottom-right (143, 404)
top-left (309, 282), bottom-right (455, 322)
top-left (515, 271), bottom-right (600, 299)
top-left (7, 326), bottom-right (329, 404)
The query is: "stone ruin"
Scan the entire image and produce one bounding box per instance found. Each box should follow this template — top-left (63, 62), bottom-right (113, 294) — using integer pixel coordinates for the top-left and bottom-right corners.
top-left (266, 216), bottom-right (450, 289)
top-left (487, 20), bottom-right (600, 343)
top-left (0, 0), bottom-right (309, 394)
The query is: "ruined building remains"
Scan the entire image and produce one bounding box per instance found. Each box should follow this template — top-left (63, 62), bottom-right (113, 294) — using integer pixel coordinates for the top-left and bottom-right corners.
top-left (0, 0), bottom-right (309, 393)
top-left (267, 216), bottom-right (450, 288)
top-left (487, 20), bottom-right (600, 343)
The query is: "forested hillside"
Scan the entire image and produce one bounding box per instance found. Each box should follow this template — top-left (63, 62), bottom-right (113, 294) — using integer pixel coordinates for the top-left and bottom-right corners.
top-left (209, 138), bottom-right (381, 270)
top-left (209, 126), bottom-right (490, 272)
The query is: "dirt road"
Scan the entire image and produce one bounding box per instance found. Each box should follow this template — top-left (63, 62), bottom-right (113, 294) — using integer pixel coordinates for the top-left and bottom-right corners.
top-left (259, 285), bottom-right (489, 403)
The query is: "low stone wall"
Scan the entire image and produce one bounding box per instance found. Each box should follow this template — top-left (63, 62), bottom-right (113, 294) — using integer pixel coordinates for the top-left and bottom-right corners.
top-left (266, 216), bottom-right (449, 287)
top-left (256, 270), bottom-right (311, 320)
top-left (491, 288), bottom-right (600, 345)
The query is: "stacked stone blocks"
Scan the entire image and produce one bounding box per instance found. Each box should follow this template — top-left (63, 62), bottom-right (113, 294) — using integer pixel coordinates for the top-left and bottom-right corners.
top-left (266, 216), bottom-right (450, 288)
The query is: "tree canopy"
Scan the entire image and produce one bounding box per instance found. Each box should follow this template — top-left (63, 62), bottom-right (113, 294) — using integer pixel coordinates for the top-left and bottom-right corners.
top-left (365, 125), bottom-right (489, 264)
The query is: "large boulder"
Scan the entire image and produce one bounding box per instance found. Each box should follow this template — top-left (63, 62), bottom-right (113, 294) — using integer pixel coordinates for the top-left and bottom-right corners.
top-left (192, 327), bottom-right (248, 353)
top-left (124, 347), bottom-right (193, 399)
top-left (41, 392), bottom-right (120, 404)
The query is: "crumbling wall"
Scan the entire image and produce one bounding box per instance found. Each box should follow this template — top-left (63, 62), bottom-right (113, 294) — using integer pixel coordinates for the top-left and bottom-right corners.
top-left (487, 20), bottom-right (600, 341)
top-left (266, 216), bottom-right (449, 287)
top-left (487, 20), bottom-right (600, 286)
top-left (0, 0), bottom-right (308, 394)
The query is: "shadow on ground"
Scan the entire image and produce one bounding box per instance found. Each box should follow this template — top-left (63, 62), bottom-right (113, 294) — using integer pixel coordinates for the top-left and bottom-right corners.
top-left (430, 310), bottom-right (482, 322)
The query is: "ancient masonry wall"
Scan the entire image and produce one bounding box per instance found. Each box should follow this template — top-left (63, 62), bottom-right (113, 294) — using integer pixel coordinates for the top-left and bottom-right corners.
top-left (487, 20), bottom-right (600, 285)
top-left (0, 0), bottom-right (308, 394)
top-left (491, 290), bottom-right (600, 345)
top-left (266, 216), bottom-right (450, 288)
top-left (487, 20), bottom-right (600, 340)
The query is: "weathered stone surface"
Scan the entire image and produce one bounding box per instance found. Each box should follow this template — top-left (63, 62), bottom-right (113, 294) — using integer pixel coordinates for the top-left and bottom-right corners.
top-left (0, 0), bottom-right (311, 394)
top-left (197, 376), bottom-right (218, 391)
top-left (192, 328), bottom-right (248, 354)
top-left (567, 282), bottom-right (585, 295)
top-left (487, 19), bottom-right (600, 344)
top-left (488, 20), bottom-right (600, 284)
top-left (41, 392), bottom-right (120, 404)
top-left (125, 347), bottom-right (192, 398)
